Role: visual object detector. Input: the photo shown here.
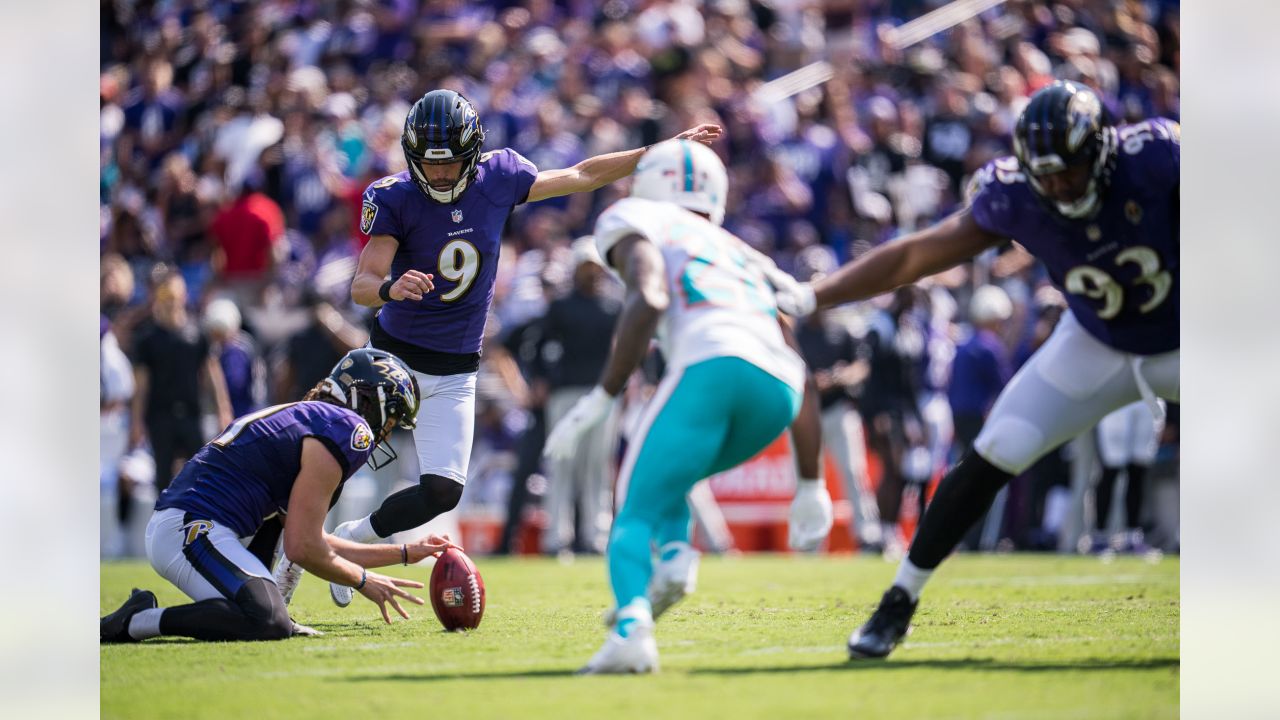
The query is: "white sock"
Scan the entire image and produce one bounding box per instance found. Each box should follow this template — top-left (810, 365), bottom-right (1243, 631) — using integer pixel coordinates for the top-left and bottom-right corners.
top-left (881, 522), bottom-right (901, 545)
top-left (892, 559), bottom-right (933, 602)
top-left (799, 476), bottom-right (822, 486)
top-left (615, 599), bottom-right (653, 639)
top-left (127, 608), bottom-right (164, 641)
top-left (343, 515), bottom-right (382, 543)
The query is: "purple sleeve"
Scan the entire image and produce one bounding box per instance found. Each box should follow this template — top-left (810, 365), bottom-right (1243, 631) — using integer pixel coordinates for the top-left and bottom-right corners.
top-left (316, 411), bottom-right (375, 478)
top-left (498, 149), bottom-right (539, 206)
top-left (360, 177), bottom-right (405, 238)
top-left (1139, 118), bottom-right (1180, 186)
top-left (965, 158), bottom-right (1021, 238)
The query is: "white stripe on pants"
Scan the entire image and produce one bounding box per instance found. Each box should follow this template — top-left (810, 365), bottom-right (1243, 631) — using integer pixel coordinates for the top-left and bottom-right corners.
top-left (145, 508), bottom-right (272, 602)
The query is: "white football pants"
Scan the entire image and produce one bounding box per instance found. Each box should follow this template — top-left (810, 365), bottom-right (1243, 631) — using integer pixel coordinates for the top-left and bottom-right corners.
top-left (406, 369), bottom-right (477, 484)
top-left (975, 311), bottom-right (1178, 475)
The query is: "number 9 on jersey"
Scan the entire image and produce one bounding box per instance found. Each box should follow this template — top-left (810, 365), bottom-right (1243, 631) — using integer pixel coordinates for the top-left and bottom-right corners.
top-left (438, 239), bottom-right (480, 302)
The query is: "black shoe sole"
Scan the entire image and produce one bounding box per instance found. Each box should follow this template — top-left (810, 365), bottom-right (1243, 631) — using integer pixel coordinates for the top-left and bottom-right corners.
top-left (848, 644), bottom-right (892, 660)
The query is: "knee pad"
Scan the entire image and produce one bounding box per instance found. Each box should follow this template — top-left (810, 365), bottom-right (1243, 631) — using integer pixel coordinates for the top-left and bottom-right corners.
top-left (420, 474), bottom-right (464, 516)
top-left (235, 577), bottom-right (293, 641)
top-left (973, 417), bottom-right (1047, 476)
top-left (370, 475), bottom-right (466, 536)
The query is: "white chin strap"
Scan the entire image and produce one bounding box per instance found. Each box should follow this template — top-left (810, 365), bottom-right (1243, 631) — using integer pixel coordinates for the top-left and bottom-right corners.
top-left (1054, 180), bottom-right (1100, 219)
top-left (426, 175), bottom-right (468, 203)
top-left (410, 160), bottom-right (468, 203)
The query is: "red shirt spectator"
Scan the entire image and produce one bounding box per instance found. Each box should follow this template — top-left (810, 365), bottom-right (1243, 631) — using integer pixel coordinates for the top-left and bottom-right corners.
top-left (209, 190), bottom-right (285, 280)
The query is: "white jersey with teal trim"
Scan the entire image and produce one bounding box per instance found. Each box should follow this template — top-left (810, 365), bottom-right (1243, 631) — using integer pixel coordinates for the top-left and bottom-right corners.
top-left (594, 197), bottom-right (805, 392)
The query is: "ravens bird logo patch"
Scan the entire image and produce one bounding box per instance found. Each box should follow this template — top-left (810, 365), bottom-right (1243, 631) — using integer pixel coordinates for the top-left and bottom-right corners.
top-left (351, 423), bottom-right (373, 452)
top-left (361, 200), bottom-right (379, 235)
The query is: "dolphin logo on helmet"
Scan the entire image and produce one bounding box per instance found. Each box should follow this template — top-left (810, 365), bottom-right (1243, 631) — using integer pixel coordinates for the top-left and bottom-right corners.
top-left (629, 140), bottom-right (728, 226)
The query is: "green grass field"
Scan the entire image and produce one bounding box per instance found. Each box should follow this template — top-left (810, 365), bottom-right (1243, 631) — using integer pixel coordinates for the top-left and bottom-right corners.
top-left (101, 554), bottom-right (1178, 719)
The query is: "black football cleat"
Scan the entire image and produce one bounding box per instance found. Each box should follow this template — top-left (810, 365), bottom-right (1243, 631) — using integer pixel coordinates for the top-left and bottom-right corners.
top-left (100, 588), bottom-right (158, 644)
top-left (847, 585), bottom-right (917, 660)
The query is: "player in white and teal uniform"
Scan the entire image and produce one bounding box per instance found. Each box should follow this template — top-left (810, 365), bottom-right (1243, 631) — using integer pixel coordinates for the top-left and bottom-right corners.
top-left (543, 140), bottom-right (809, 674)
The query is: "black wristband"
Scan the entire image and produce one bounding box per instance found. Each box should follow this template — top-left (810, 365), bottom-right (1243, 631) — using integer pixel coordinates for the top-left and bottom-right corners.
top-left (378, 279), bottom-right (395, 303)
top-left (354, 567), bottom-right (367, 590)
top-left (401, 543), bottom-right (408, 566)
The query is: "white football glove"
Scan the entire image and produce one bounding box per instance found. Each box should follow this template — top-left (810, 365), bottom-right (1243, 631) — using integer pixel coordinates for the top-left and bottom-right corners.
top-left (772, 278), bottom-right (817, 318)
top-left (740, 245), bottom-right (816, 317)
top-left (543, 386), bottom-right (617, 461)
top-left (788, 480), bottom-right (834, 552)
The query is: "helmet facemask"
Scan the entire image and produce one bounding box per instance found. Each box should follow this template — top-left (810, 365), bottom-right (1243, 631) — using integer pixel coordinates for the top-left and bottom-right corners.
top-left (402, 90), bottom-right (486, 204)
top-left (321, 352), bottom-right (420, 470)
top-left (1013, 81), bottom-right (1117, 221)
top-left (1017, 127), bottom-right (1116, 219)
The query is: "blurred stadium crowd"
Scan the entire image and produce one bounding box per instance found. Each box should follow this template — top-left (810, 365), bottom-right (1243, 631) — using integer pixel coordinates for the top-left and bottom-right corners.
top-left (100, 0), bottom-right (1180, 559)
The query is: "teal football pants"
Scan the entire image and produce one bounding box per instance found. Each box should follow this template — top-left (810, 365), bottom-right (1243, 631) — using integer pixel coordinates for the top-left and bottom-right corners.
top-left (608, 356), bottom-right (802, 616)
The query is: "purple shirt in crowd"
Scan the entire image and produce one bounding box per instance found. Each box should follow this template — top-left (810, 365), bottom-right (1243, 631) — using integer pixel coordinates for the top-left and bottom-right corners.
top-left (948, 328), bottom-right (1013, 417)
top-left (218, 334), bottom-right (259, 418)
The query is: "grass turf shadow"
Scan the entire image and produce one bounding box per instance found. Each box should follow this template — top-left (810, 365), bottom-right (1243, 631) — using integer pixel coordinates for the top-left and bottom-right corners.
top-left (341, 657), bottom-right (1178, 682)
top-left (690, 656), bottom-right (1180, 675)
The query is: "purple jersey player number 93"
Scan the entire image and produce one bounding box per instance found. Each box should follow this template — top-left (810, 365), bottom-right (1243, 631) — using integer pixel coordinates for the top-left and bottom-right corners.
top-left (968, 117), bottom-right (1180, 355)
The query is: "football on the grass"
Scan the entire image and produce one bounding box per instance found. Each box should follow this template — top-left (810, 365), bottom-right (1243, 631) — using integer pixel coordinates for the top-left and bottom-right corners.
top-left (429, 547), bottom-right (485, 631)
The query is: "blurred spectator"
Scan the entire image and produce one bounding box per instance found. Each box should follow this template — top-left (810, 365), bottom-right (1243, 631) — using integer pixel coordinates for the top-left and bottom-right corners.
top-left (949, 285), bottom-right (1015, 551)
top-left (917, 281), bottom-right (958, 497)
top-left (923, 78), bottom-right (974, 196)
top-left (1089, 400), bottom-right (1165, 555)
top-left (202, 298), bottom-right (265, 418)
top-left (207, 172), bottom-right (287, 309)
top-left (949, 286), bottom-right (1015, 455)
top-left (272, 290), bottom-right (369, 404)
top-left (100, 251), bottom-right (150, 351)
top-left (539, 239), bottom-right (621, 555)
top-left (495, 268), bottom-right (561, 556)
top-left (792, 247), bottom-right (882, 551)
top-left (100, 316), bottom-right (135, 558)
top-left (129, 272), bottom-right (233, 489)
top-left (1146, 402), bottom-right (1179, 552)
top-left (862, 286), bottom-right (931, 555)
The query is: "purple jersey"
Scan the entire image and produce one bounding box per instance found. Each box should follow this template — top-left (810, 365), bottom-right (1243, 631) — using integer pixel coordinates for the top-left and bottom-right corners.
top-left (156, 402), bottom-right (375, 537)
top-left (968, 118), bottom-right (1179, 355)
top-left (361, 148), bottom-right (539, 355)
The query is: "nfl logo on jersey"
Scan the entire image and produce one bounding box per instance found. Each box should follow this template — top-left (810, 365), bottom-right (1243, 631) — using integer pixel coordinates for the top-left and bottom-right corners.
top-left (452, 209), bottom-right (464, 223)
